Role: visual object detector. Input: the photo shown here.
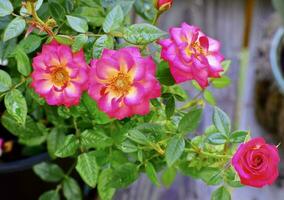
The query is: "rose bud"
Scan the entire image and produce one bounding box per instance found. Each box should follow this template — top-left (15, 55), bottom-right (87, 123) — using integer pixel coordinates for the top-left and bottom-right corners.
top-left (154, 0), bottom-right (173, 12)
top-left (232, 137), bottom-right (280, 188)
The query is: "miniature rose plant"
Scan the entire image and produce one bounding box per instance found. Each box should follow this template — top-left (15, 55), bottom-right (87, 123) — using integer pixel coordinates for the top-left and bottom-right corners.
top-left (0, 0), bottom-right (280, 200)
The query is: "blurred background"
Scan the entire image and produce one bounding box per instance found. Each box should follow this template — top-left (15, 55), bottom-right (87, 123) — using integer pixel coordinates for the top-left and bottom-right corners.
top-left (116, 0), bottom-right (284, 199)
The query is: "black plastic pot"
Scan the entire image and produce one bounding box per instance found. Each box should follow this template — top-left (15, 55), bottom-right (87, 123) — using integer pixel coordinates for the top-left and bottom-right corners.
top-left (0, 153), bottom-right (52, 200)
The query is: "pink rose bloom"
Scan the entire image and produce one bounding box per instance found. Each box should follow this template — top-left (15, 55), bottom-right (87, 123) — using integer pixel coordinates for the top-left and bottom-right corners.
top-left (158, 22), bottom-right (224, 88)
top-left (232, 137), bottom-right (280, 188)
top-left (0, 138), bottom-right (4, 156)
top-left (31, 41), bottom-right (89, 107)
top-left (88, 47), bottom-right (161, 120)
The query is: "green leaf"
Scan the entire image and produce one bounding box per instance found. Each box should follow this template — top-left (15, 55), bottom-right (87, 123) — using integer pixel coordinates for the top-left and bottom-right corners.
top-left (161, 167), bottom-right (176, 188)
top-left (128, 129), bottom-right (148, 145)
top-left (0, 69), bottom-right (12, 92)
top-left (14, 47), bottom-right (32, 76)
top-left (157, 61), bottom-right (175, 86)
top-left (4, 89), bottom-right (27, 125)
top-left (48, 0), bottom-right (66, 22)
top-left (98, 169), bottom-right (116, 200)
top-left (178, 107), bottom-right (203, 133)
top-left (211, 186), bottom-right (231, 200)
top-left (192, 80), bottom-right (202, 91)
top-left (199, 168), bottom-right (223, 185)
top-left (92, 35), bottom-right (114, 58)
top-left (221, 60), bottom-right (231, 74)
top-left (55, 135), bottom-right (79, 158)
top-left (47, 128), bottom-right (65, 159)
top-left (82, 93), bottom-right (113, 124)
top-left (165, 95), bottom-right (175, 119)
top-left (118, 140), bottom-right (138, 153)
top-left (66, 15), bottom-right (88, 33)
top-left (1, 112), bottom-right (47, 146)
top-left (3, 17), bottom-right (26, 42)
top-left (39, 190), bottom-right (60, 200)
top-left (76, 151), bottom-right (99, 188)
top-left (103, 5), bottom-right (124, 33)
top-left (33, 162), bottom-right (64, 182)
top-left (230, 130), bottom-right (248, 143)
top-left (212, 76), bottom-right (231, 89)
top-left (18, 34), bottom-right (42, 54)
top-left (0, 0), bottom-right (13, 17)
top-left (134, 0), bottom-right (157, 22)
top-left (165, 136), bottom-right (185, 166)
top-left (72, 34), bottom-right (88, 52)
top-left (81, 129), bottom-right (113, 149)
top-left (213, 107), bottom-right (231, 136)
top-left (63, 177), bottom-right (82, 200)
top-left (224, 168), bottom-right (243, 188)
top-left (55, 35), bottom-right (74, 45)
top-left (73, 6), bottom-right (105, 27)
top-left (207, 132), bottom-right (227, 145)
top-left (145, 162), bottom-right (159, 186)
top-left (20, 0), bottom-right (43, 16)
top-left (203, 90), bottom-right (216, 105)
top-left (109, 163), bottom-right (138, 188)
top-left (123, 23), bottom-right (167, 45)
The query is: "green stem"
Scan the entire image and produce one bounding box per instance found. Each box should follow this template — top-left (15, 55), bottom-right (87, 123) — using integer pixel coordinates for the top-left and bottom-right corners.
top-left (73, 117), bottom-right (84, 153)
top-left (152, 12), bottom-right (161, 25)
top-left (185, 148), bottom-right (232, 159)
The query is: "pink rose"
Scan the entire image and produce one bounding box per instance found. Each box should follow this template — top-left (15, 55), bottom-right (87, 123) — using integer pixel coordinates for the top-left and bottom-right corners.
top-left (88, 47), bottom-right (161, 120)
top-left (232, 137), bottom-right (280, 188)
top-left (31, 41), bottom-right (89, 107)
top-left (154, 0), bottom-right (173, 12)
top-left (158, 22), bottom-right (224, 88)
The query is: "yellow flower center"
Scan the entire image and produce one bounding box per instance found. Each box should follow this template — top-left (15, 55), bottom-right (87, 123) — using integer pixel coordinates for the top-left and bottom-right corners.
top-left (107, 72), bottom-right (132, 97)
top-left (51, 67), bottom-right (69, 87)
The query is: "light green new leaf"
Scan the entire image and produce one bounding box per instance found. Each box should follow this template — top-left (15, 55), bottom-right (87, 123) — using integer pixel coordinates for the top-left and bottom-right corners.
top-left (76, 151), bottom-right (99, 188)
top-left (203, 90), bottom-right (216, 105)
top-left (4, 89), bottom-right (27, 125)
top-left (212, 76), bottom-right (231, 89)
top-left (98, 169), bottom-right (116, 200)
top-left (3, 17), bottom-right (26, 42)
top-left (165, 136), bottom-right (185, 166)
top-left (123, 23), bottom-right (167, 45)
top-left (103, 5), bottom-right (124, 33)
top-left (162, 167), bottom-right (176, 188)
top-left (145, 162), bottom-right (159, 186)
top-left (0, 69), bottom-right (12, 92)
top-left (0, 0), bottom-right (13, 17)
top-left (211, 186), bottom-right (231, 200)
top-left (33, 162), bottom-right (64, 182)
top-left (66, 15), bottom-right (88, 33)
top-left (213, 107), bottom-right (231, 135)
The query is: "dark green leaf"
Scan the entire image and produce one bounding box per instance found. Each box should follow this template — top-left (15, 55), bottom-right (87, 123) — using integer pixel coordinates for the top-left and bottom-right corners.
top-left (14, 47), bottom-right (32, 76)
top-left (213, 107), bottom-right (231, 135)
top-left (55, 35), bottom-right (74, 45)
top-left (92, 35), bottom-right (113, 58)
top-left (39, 190), bottom-right (60, 200)
top-left (66, 15), bottom-right (88, 33)
top-left (73, 6), bottom-right (105, 27)
top-left (4, 89), bottom-right (27, 125)
top-left (123, 23), bottom-right (167, 45)
top-left (47, 128), bottom-right (65, 159)
top-left (0, 69), bottom-right (12, 92)
top-left (145, 162), bottom-right (159, 186)
top-left (128, 129), bottom-right (148, 145)
top-left (98, 169), bottom-right (116, 200)
top-left (134, 0), bottom-right (157, 21)
top-left (3, 17), bottom-right (26, 42)
top-left (211, 186), bottom-right (231, 200)
top-left (18, 34), bottom-right (42, 54)
top-left (81, 129), bottom-right (113, 149)
top-left (109, 163), bottom-right (138, 188)
top-left (165, 136), bottom-right (185, 166)
top-left (33, 162), bottom-right (64, 182)
top-left (63, 177), bottom-right (82, 200)
top-left (165, 95), bottom-right (175, 119)
top-left (48, 0), bottom-right (66, 22)
top-left (76, 151), bottom-right (99, 188)
top-left (207, 132), bottom-right (227, 145)
top-left (0, 0), bottom-right (13, 17)
top-left (55, 135), bottom-right (79, 158)
top-left (103, 5), bottom-right (124, 33)
top-left (178, 107), bottom-right (203, 133)
top-left (157, 61), bottom-right (175, 86)
top-left (118, 140), bottom-right (138, 153)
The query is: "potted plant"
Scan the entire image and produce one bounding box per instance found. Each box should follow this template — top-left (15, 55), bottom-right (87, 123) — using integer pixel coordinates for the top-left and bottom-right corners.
top-left (0, 0), bottom-right (281, 200)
